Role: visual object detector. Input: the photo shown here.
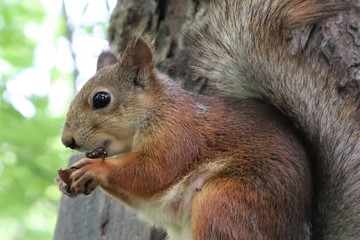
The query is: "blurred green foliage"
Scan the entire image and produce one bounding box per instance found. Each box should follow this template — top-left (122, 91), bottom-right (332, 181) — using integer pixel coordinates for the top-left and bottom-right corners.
top-left (0, 0), bottom-right (72, 239)
top-left (0, 97), bottom-right (67, 240)
top-left (0, 0), bottom-right (44, 76)
top-left (0, 0), bottom-right (114, 238)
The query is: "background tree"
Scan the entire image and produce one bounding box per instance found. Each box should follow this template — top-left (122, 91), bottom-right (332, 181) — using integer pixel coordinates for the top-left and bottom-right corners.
top-left (54, 0), bottom-right (360, 239)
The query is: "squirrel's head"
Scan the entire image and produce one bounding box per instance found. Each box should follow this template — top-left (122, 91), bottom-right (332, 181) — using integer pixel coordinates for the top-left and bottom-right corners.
top-left (62, 37), bottom-right (161, 158)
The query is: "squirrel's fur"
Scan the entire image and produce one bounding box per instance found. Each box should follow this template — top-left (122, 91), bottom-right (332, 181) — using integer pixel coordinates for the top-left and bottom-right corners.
top-left (59, 0), bottom-right (358, 239)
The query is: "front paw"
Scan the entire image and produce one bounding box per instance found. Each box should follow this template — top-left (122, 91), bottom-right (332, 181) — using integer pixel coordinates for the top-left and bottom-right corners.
top-left (58, 158), bottom-right (104, 197)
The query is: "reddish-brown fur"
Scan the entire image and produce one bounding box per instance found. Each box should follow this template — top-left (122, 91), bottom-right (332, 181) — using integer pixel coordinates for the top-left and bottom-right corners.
top-left (60, 37), bottom-right (312, 239)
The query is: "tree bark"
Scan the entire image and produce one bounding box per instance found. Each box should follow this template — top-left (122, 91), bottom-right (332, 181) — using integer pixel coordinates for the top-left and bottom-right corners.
top-left (54, 1), bottom-right (360, 239)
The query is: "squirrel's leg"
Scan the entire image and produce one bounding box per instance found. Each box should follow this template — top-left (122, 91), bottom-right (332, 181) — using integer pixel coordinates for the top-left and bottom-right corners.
top-left (191, 179), bottom-right (265, 240)
top-left (67, 154), bottom-right (172, 200)
top-left (191, 178), bottom-right (310, 240)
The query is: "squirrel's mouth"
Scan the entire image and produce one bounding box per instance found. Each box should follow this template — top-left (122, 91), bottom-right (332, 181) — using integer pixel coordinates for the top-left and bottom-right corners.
top-left (86, 140), bottom-right (111, 159)
top-left (86, 147), bottom-right (108, 159)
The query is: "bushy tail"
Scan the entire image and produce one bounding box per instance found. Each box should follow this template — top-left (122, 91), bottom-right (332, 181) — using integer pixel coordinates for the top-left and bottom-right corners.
top-left (185, 0), bottom-right (359, 239)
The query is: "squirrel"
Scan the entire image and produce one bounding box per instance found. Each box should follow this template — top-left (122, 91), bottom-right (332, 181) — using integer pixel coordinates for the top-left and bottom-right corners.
top-left (59, 37), bottom-right (311, 239)
top-left (57, 0), bottom-right (356, 239)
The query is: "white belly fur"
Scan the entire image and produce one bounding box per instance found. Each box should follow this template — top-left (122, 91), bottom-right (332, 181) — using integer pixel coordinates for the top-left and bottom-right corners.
top-left (132, 162), bottom-right (225, 240)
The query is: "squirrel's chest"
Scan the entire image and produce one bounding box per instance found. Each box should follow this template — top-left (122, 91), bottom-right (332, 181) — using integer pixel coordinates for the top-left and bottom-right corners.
top-left (134, 184), bottom-right (193, 239)
top-left (132, 168), bottom-right (213, 240)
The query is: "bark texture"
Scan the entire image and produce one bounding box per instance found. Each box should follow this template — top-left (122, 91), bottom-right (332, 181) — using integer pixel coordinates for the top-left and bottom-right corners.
top-left (54, 1), bottom-right (360, 239)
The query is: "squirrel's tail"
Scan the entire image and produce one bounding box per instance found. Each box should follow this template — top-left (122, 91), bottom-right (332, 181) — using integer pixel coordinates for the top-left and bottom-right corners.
top-left (185, 0), bottom-right (359, 239)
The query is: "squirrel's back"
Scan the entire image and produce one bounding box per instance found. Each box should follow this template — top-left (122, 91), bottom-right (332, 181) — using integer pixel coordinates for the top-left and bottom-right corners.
top-left (185, 0), bottom-right (359, 239)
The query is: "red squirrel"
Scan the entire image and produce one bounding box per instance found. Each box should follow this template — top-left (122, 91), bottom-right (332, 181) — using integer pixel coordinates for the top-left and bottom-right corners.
top-left (58, 0), bottom-right (356, 238)
top-left (58, 36), bottom-right (312, 239)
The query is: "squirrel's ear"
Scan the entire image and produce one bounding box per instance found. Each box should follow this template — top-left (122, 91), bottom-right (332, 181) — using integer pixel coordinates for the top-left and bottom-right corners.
top-left (97, 51), bottom-right (118, 71)
top-left (122, 38), bottom-right (154, 69)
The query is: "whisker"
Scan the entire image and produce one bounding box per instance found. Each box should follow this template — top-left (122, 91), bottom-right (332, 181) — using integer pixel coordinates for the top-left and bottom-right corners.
top-left (81, 116), bottom-right (113, 137)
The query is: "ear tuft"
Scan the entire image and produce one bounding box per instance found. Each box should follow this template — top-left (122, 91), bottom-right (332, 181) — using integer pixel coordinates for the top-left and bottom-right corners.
top-left (123, 37), bottom-right (154, 68)
top-left (97, 51), bottom-right (118, 71)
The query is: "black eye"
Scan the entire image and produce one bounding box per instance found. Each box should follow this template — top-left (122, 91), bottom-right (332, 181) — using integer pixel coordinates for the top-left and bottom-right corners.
top-left (92, 92), bottom-right (110, 109)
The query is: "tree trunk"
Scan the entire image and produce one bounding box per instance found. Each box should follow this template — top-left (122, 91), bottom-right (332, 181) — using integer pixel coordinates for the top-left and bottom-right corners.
top-left (54, 1), bottom-right (360, 239)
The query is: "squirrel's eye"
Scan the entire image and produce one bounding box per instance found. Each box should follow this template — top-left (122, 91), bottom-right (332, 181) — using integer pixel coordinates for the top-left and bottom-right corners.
top-left (92, 92), bottom-right (110, 109)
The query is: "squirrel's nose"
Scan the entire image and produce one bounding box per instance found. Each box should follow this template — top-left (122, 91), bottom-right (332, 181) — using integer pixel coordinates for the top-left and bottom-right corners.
top-left (62, 133), bottom-right (78, 149)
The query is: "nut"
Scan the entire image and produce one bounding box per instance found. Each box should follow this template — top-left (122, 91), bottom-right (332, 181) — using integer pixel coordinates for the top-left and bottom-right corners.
top-left (57, 168), bottom-right (76, 186)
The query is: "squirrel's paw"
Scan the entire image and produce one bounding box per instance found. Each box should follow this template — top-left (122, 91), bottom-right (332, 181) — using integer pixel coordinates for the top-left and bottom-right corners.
top-left (55, 175), bottom-right (73, 198)
top-left (68, 158), bottom-right (104, 197)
